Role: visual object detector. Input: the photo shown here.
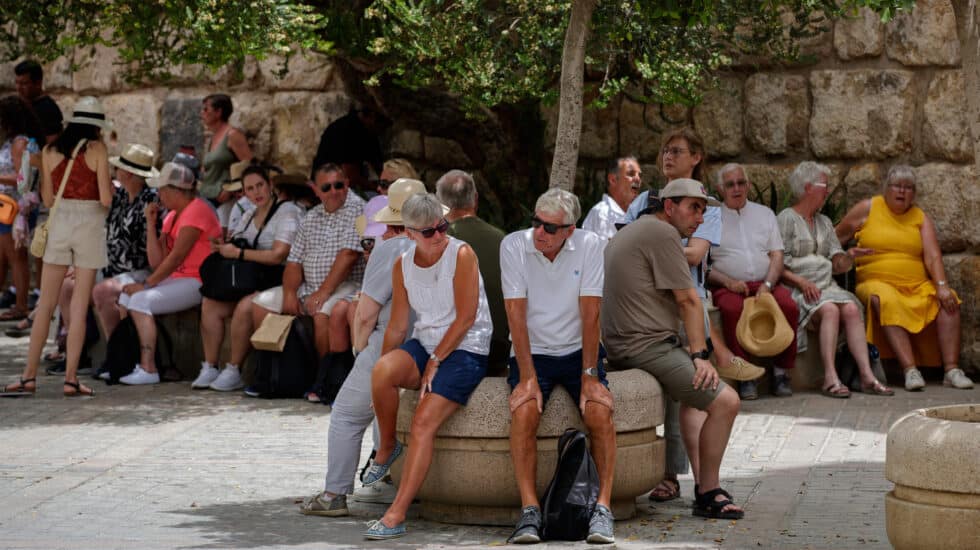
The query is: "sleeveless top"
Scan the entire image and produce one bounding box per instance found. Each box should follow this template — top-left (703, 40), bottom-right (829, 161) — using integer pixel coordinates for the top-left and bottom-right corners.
top-left (201, 132), bottom-right (236, 200)
top-left (0, 135), bottom-right (37, 194)
top-left (401, 237), bottom-right (492, 356)
top-left (50, 144), bottom-right (99, 200)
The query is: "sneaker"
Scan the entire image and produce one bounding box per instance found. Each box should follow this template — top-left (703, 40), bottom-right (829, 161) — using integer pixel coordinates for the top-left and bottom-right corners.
top-left (243, 385), bottom-right (261, 398)
top-left (362, 440), bottom-right (404, 486)
top-left (770, 374), bottom-right (793, 397)
top-left (586, 504), bottom-right (615, 544)
top-left (904, 367), bottom-right (926, 391)
top-left (738, 380), bottom-right (758, 401)
top-left (364, 518), bottom-right (407, 540)
top-left (209, 366), bottom-right (243, 391)
top-left (191, 364), bottom-right (220, 389)
top-left (715, 356), bottom-right (765, 382)
top-left (119, 365), bottom-right (160, 385)
top-left (508, 505), bottom-right (542, 544)
top-left (353, 476), bottom-right (398, 504)
top-left (943, 368), bottom-right (974, 389)
top-left (299, 492), bottom-right (348, 517)
top-left (98, 370), bottom-right (111, 381)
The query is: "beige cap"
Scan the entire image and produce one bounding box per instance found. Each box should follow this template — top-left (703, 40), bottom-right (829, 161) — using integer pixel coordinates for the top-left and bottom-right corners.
top-left (658, 178), bottom-right (721, 207)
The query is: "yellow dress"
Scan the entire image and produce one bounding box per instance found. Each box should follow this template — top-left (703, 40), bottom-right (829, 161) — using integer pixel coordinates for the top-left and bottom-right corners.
top-left (854, 195), bottom-right (957, 366)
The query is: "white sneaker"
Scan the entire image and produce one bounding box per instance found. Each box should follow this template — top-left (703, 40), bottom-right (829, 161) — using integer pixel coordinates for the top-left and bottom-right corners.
top-left (119, 365), bottom-right (160, 385)
top-left (943, 368), bottom-right (975, 389)
top-left (191, 364), bottom-right (220, 389)
top-left (209, 366), bottom-right (244, 392)
top-left (352, 476), bottom-right (397, 504)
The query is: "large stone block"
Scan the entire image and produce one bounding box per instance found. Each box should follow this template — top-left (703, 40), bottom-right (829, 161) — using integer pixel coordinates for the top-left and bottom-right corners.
top-left (43, 56), bottom-right (73, 92)
top-left (102, 93), bottom-right (162, 159)
top-left (579, 97), bottom-right (619, 160)
top-left (744, 74), bottom-right (809, 154)
top-left (388, 128), bottom-right (423, 158)
top-left (834, 7), bottom-right (885, 60)
top-left (923, 71), bottom-right (974, 162)
top-left (885, 0), bottom-right (960, 66)
top-left (618, 99), bottom-right (661, 160)
top-left (259, 50), bottom-right (334, 90)
top-left (942, 254), bottom-right (980, 368)
top-left (423, 136), bottom-right (472, 168)
top-left (809, 70), bottom-right (915, 159)
top-left (229, 91), bottom-right (274, 163)
top-left (159, 98), bottom-right (206, 168)
top-left (912, 163), bottom-right (980, 252)
top-left (72, 44), bottom-right (125, 94)
top-left (272, 91), bottom-right (351, 175)
top-left (843, 163), bottom-right (881, 208)
top-left (693, 77), bottom-right (743, 158)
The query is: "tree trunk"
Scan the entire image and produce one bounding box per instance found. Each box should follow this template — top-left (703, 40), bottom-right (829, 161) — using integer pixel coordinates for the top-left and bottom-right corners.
top-left (549, 0), bottom-right (598, 190)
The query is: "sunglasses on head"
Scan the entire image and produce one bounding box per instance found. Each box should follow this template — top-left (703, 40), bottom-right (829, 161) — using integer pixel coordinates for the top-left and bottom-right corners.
top-left (531, 216), bottom-right (573, 235)
top-left (378, 179), bottom-right (393, 189)
top-left (409, 219), bottom-right (450, 238)
top-left (360, 237), bottom-right (375, 251)
top-left (319, 181), bottom-right (346, 192)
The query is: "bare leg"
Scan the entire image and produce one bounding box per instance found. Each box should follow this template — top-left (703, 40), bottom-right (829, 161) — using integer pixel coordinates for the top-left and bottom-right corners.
top-left (20, 263), bottom-right (69, 383)
top-left (130, 311), bottom-right (158, 373)
top-left (871, 296), bottom-right (915, 371)
top-left (229, 295), bottom-right (257, 366)
top-left (328, 300), bottom-right (351, 352)
top-left (12, 245), bottom-right (29, 313)
top-left (58, 275), bottom-right (75, 328)
top-left (510, 400), bottom-right (542, 507)
top-left (313, 312), bottom-right (329, 358)
top-left (693, 386), bottom-right (742, 513)
top-left (582, 401), bottom-right (616, 508)
top-left (251, 301), bottom-right (272, 330)
top-left (679, 407), bottom-right (708, 486)
top-left (92, 278), bottom-right (124, 336)
top-left (709, 321), bottom-right (733, 365)
top-left (936, 306), bottom-right (961, 372)
top-left (841, 302), bottom-right (877, 385)
top-left (200, 297), bottom-right (234, 365)
top-left (370, 349), bottom-right (421, 464)
top-left (63, 268), bottom-right (97, 387)
top-left (812, 304), bottom-right (844, 389)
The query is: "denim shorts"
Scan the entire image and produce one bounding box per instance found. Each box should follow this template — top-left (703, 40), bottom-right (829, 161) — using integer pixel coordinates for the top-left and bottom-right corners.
top-left (401, 339), bottom-right (488, 406)
top-left (507, 348), bottom-right (609, 406)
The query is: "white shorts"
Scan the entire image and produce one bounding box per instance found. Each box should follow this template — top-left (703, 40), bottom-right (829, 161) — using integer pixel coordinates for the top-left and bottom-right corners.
top-left (252, 281), bottom-right (358, 316)
top-left (118, 276), bottom-right (202, 316)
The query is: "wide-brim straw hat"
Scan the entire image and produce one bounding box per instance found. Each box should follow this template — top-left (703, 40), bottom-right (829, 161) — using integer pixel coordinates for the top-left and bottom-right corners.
top-left (356, 195), bottom-right (390, 237)
top-left (735, 292), bottom-right (795, 357)
top-left (109, 143), bottom-right (159, 179)
top-left (373, 178), bottom-right (446, 225)
top-left (221, 160), bottom-right (252, 192)
top-left (68, 96), bottom-right (112, 130)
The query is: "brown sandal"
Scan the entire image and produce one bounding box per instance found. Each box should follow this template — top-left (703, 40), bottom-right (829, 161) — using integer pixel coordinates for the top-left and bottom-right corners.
top-left (861, 380), bottom-right (894, 396)
top-left (63, 380), bottom-right (95, 397)
top-left (1, 377), bottom-right (36, 397)
top-left (648, 477), bottom-right (681, 502)
top-left (822, 382), bottom-right (851, 398)
top-left (0, 308), bottom-right (29, 322)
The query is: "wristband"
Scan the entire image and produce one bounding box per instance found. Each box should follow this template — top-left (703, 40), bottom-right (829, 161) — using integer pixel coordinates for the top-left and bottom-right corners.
top-left (937, 280), bottom-right (947, 287)
top-left (238, 247), bottom-right (245, 261)
top-left (763, 280), bottom-right (773, 290)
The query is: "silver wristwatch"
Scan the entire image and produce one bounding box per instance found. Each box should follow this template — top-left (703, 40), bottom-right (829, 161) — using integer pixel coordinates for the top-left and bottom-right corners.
top-left (428, 353), bottom-right (441, 366)
top-left (583, 367), bottom-right (599, 377)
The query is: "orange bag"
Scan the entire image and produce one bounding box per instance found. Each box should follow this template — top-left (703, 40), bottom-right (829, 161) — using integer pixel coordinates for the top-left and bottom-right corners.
top-left (0, 194), bottom-right (18, 225)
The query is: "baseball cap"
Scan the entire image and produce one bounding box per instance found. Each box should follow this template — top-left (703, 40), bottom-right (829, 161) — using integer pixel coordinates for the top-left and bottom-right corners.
top-left (658, 178), bottom-right (721, 207)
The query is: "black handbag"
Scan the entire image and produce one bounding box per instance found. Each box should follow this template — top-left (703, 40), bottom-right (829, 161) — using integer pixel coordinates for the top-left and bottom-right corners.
top-left (199, 199), bottom-right (286, 302)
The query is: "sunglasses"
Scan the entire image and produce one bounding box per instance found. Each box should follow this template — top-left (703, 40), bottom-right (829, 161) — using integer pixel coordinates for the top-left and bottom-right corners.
top-left (409, 219), bottom-right (450, 238)
top-left (378, 179), bottom-right (393, 189)
top-left (531, 216), bottom-right (574, 235)
top-left (360, 237), bottom-right (375, 251)
top-left (319, 181), bottom-right (346, 192)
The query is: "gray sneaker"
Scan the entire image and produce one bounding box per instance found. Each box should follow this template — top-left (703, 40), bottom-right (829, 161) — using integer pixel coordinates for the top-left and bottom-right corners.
top-left (508, 505), bottom-right (541, 544)
top-left (738, 380), bottom-right (758, 401)
top-left (299, 492), bottom-right (348, 517)
top-left (943, 368), bottom-right (974, 389)
top-left (905, 367), bottom-right (926, 391)
top-left (362, 440), bottom-right (404, 486)
top-left (586, 504), bottom-right (615, 544)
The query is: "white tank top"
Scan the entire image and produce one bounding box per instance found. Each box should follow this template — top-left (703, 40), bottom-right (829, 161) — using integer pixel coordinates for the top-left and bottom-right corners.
top-left (401, 237), bottom-right (492, 356)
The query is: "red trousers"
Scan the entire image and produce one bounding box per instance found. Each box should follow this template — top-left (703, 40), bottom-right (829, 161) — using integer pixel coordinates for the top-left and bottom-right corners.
top-left (711, 281), bottom-right (799, 370)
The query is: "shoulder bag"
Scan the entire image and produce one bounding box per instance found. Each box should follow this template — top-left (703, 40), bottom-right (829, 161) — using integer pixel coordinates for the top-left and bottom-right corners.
top-left (30, 139), bottom-right (87, 259)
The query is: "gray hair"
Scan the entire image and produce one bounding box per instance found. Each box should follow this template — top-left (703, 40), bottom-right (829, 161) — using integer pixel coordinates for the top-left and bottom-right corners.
top-left (435, 170), bottom-right (477, 210)
top-left (534, 188), bottom-right (581, 225)
top-left (788, 161), bottom-right (832, 200)
top-left (714, 162), bottom-right (746, 191)
top-left (402, 193), bottom-right (446, 229)
top-left (884, 164), bottom-right (916, 192)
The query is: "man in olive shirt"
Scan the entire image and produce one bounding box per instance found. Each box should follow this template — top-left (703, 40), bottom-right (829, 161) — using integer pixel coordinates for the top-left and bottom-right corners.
top-left (436, 169), bottom-right (509, 372)
top-left (602, 178), bottom-right (744, 520)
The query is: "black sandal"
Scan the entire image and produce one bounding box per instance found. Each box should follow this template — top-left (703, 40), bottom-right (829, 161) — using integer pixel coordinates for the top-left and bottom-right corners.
top-left (63, 380), bottom-right (95, 397)
top-left (0, 377), bottom-right (37, 397)
top-left (693, 487), bottom-right (744, 520)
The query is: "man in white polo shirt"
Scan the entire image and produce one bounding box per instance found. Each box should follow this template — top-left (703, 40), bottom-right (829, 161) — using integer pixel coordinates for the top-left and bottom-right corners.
top-left (500, 188), bottom-right (616, 545)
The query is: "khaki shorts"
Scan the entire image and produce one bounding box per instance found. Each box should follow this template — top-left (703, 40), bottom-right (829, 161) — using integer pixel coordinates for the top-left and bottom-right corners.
top-left (42, 199), bottom-right (108, 270)
top-left (609, 338), bottom-right (725, 411)
top-left (252, 281), bottom-right (358, 316)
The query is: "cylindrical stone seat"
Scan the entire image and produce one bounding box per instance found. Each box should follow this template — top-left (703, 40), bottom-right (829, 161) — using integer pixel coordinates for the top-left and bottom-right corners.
top-left (391, 369), bottom-right (664, 526)
top-left (885, 404), bottom-right (980, 550)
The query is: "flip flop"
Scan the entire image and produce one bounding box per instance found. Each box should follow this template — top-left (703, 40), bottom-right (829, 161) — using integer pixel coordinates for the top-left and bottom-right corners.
top-left (861, 380), bottom-right (894, 396)
top-left (822, 382), bottom-right (851, 399)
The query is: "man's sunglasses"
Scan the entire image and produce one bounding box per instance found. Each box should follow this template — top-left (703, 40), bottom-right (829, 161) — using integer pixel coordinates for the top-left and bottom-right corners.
top-left (378, 179), bottom-right (393, 189)
top-left (319, 182), bottom-right (347, 192)
top-left (409, 219), bottom-right (450, 238)
top-left (531, 216), bottom-right (573, 235)
top-left (360, 237), bottom-right (375, 251)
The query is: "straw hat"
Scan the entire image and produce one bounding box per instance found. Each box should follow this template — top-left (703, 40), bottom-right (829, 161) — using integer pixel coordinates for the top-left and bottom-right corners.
top-left (68, 96), bottom-right (112, 130)
top-left (356, 196), bottom-right (389, 237)
top-left (109, 144), bottom-right (159, 179)
top-left (735, 293), bottom-right (795, 357)
top-left (221, 160), bottom-right (251, 192)
top-left (373, 178), bottom-right (446, 224)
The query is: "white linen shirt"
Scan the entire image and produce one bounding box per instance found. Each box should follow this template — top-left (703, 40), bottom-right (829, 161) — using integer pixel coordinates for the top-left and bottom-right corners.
top-left (582, 193), bottom-right (629, 240)
top-left (712, 201), bottom-right (784, 282)
top-left (500, 228), bottom-right (605, 356)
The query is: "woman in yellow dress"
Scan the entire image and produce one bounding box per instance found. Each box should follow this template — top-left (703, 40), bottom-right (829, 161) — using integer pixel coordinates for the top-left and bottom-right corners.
top-left (836, 165), bottom-right (972, 391)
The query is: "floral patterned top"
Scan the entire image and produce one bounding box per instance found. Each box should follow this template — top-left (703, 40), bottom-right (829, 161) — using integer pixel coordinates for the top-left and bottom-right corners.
top-left (104, 185), bottom-right (158, 278)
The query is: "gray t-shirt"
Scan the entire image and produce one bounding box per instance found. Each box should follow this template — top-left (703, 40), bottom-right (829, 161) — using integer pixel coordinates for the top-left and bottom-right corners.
top-left (360, 235), bottom-right (414, 347)
top-left (229, 200), bottom-right (303, 250)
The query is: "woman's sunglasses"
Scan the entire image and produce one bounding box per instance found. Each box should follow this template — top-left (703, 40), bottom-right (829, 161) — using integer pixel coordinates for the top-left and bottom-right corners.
top-left (360, 237), bottom-right (375, 251)
top-left (378, 179), bottom-right (393, 190)
top-left (531, 216), bottom-right (573, 235)
top-left (409, 219), bottom-right (450, 238)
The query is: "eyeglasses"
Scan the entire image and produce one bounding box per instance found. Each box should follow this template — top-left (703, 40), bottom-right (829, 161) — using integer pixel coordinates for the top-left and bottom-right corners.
top-left (378, 179), bottom-right (393, 189)
top-left (360, 237), bottom-right (375, 251)
top-left (531, 216), bottom-right (574, 235)
top-left (409, 219), bottom-right (450, 238)
top-left (319, 181), bottom-right (346, 192)
top-left (661, 147), bottom-right (689, 157)
top-left (723, 179), bottom-right (748, 188)
top-left (888, 182), bottom-right (915, 192)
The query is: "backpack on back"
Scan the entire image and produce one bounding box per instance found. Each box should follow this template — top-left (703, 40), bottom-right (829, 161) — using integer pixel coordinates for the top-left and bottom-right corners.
top-left (540, 428), bottom-right (600, 541)
top-left (251, 317), bottom-right (317, 398)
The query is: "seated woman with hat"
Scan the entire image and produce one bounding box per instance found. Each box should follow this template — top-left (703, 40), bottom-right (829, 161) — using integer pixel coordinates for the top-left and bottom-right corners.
top-left (216, 160), bottom-right (255, 239)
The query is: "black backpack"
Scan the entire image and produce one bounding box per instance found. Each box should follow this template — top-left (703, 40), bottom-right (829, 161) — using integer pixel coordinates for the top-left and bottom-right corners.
top-left (541, 429), bottom-right (600, 541)
top-left (103, 317), bottom-right (176, 384)
top-left (251, 318), bottom-right (317, 398)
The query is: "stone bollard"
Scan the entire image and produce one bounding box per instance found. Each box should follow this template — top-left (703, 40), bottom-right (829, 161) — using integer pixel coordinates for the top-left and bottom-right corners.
top-left (391, 369), bottom-right (665, 526)
top-left (885, 404), bottom-right (980, 550)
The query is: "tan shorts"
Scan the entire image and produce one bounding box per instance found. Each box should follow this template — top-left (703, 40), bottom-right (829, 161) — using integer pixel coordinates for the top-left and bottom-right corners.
top-left (42, 199), bottom-right (108, 270)
top-left (609, 338), bottom-right (725, 411)
top-left (252, 280), bottom-right (358, 316)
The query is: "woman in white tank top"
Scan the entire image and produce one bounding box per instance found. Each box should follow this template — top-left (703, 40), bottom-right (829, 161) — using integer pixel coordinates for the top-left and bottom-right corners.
top-left (363, 192), bottom-right (491, 540)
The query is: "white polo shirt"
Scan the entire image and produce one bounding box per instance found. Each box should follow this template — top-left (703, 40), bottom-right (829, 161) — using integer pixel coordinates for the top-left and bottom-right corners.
top-left (712, 201), bottom-right (784, 282)
top-left (500, 228), bottom-right (605, 356)
top-left (582, 193), bottom-right (629, 240)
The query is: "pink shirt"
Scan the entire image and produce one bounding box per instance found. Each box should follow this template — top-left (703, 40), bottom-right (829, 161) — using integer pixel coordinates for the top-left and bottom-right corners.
top-left (162, 197), bottom-right (221, 281)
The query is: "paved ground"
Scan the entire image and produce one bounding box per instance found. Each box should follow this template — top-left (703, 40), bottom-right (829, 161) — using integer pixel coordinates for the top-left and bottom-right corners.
top-left (0, 330), bottom-right (976, 550)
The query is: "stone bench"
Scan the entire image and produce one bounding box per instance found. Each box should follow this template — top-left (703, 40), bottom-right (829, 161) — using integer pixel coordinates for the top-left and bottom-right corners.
top-left (391, 369), bottom-right (665, 526)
